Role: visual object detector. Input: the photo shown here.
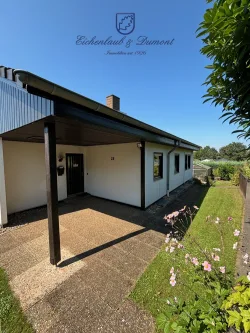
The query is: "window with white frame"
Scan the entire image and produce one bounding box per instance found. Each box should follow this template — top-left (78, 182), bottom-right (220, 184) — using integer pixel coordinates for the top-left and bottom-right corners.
top-left (175, 154), bottom-right (180, 174)
top-left (154, 153), bottom-right (163, 179)
top-left (185, 155), bottom-right (191, 170)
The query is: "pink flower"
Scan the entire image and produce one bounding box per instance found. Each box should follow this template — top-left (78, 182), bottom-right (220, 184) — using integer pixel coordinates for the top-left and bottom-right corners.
top-left (170, 273), bottom-right (176, 286)
top-left (191, 257), bottom-right (199, 266)
top-left (233, 242), bottom-right (238, 250)
top-left (170, 246), bottom-right (175, 253)
top-left (193, 205), bottom-right (199, 210)
top-left (177, 243), bottom-right (184, 249)
top-left (185, 253), bottom-right (190, 259)
top-left (220, 266), bottom-right (226, 274)
top-left (213, 255), bottom-right (220, 262)
top-left (172, 211), bottom-right (179, 218)
top-left (228, 216), bottom-right (233, 221)
top-left (179, 206), bottom-right (186, 212)
top-left (165, 237), bottom-right (170, 244)
top-left (215, 217), bottom-right (220, 224)
top-left (247, 272), bottom-right (250, 281)
top-left (202, 261), bottom-right (212, 272)
top-left (233, 229), bottom-right (240, 237)
top-left (170, 267), bottom-right (175, 274)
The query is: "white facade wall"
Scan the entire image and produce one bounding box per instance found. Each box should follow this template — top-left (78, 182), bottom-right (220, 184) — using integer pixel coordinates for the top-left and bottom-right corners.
top-left (85, 143), bottom-right (141, 207)
top-left (0, 138), bottom-right (8, 225)
top-left (145, 142), bottom-right (193, 208)
top-left (3, 141), bottom-right (87, 214)
top-left (2, 141), bottom-right (141, 215)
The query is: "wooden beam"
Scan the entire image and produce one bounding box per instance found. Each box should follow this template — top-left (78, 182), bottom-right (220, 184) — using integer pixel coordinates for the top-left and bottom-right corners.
top-left (44, 122), bottom-right (61, 265)
top-left (140, 141), bottom-right (145, 210)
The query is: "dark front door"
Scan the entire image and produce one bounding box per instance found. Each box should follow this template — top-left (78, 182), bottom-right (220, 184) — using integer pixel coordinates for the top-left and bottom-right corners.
top-left (66, 154), bottom-right (84, 196)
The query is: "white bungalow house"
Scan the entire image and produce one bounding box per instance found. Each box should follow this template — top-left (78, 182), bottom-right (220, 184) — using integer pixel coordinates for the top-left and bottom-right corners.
top-left (0, 66), bottom-right (199, 264)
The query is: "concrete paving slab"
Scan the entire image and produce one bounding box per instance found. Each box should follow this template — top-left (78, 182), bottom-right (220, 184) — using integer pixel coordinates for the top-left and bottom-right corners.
top-left (74, 258), bottom-right (134, 309)
top-left (95, 245), bottom-right (147, 280)
top-left (26, 299), bottom-right (59, 333)
top-left (0, 244), bottom-right (38, 279)
top-left (0, 231), bottom-right (22, 254)
top-left (46, 274), bottom-right (115, 333)
top-left (10, 248), bottom-right (86, 310)
top-left (115, 236), bottom-right (160, 262)
top-left (11, 223), bottom-right (44, 243)
top-left (108, 299), bottom-right (155, 333)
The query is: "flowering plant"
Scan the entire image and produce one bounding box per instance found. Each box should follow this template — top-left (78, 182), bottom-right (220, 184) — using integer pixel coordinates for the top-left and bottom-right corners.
top-left (222, 276), bottom-right (250, 333)
top-left (157, 205), bottom-right (249, 333)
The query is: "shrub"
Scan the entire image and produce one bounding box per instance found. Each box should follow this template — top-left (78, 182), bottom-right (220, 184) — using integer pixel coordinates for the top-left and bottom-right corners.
top-left (217, 164), bottom-right (235, 181)
top-left (242, 164), bottom-right (250, 179)
top-left (194, 160), bottom-right (245, 169)
top-left (231, 170), bottom-right (240, 186)
top-left (222, 276), bottom-right (250, 333)
top-left (213, 168), bottom-right (220, 178)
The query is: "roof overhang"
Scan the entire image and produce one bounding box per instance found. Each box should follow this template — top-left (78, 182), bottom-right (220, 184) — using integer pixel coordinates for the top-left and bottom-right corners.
top-left (12, 69), bottom-right (200, 151)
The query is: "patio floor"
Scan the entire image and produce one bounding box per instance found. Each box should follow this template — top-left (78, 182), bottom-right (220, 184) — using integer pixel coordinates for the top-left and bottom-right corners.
top-left (0, 184), bottom-right (206, 332)
top-left (0, 195), bottom-right (167, 333)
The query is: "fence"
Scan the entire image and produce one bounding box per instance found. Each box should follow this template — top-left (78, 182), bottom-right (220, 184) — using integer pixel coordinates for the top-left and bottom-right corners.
top-left (239, 172), bottom-right (249, 199)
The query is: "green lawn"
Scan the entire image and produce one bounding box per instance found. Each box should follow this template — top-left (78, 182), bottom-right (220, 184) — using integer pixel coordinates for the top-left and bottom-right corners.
top-left (130, 185), bottom-right (243, 323)
top-left (0, 268), bottom-right (33, 333)
top-left (214, 180), bottom-right (232, 187)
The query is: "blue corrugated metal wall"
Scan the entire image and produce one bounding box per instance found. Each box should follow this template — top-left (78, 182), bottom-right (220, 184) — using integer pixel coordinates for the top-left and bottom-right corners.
top-left (0, 77), bottom-right (54, 134)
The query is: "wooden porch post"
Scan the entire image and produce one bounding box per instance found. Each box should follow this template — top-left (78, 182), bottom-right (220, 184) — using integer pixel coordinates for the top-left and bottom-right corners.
top-left (141, 141), bottom-right (145, 210)
top-left (44, 122), bottom-right (61, 265)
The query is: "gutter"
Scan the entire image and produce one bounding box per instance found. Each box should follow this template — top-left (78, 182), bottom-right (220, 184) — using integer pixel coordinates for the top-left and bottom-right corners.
top-left (167, 140), bottom-right (180, 196)
top-left (13, 69), bottom-right (200, 150)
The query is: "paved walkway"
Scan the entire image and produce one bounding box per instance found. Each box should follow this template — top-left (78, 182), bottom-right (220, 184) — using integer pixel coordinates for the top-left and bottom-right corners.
top-left (0, 185), bottom-right (206, 333)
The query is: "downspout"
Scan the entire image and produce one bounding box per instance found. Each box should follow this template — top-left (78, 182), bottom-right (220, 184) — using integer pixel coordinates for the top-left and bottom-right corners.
top-left (166, 140), bottom-right (181, 197)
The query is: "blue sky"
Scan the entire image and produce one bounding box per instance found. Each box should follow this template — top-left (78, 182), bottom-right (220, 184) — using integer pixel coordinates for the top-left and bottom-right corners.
top-left (0, 0), bottom-right (244, 149)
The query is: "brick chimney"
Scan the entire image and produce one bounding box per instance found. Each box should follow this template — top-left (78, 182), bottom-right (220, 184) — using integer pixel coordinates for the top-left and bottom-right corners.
top-left (106, 95), bottom-right (120, 111)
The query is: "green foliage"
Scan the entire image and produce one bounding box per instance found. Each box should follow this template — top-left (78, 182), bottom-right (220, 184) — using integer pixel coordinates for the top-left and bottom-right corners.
top-left (157, 279), bottom-right (230, 333)
top-left (195, 160), bottom-right (245, 168)
top-left (222, 276), bottom-right (250, 332)
top-left (194, 146), bottom-right (219, 160)
top-left (242, 163), bottom-right (250, 179)
top-left (219, 142), bottom-right (248, 161)
top-left (217, 163), bottom-right (235, 180)
top-left (197, 0), bottom-right (250, 144)
top-left (230, 169), bottom-right (240, 185)
top-left (213, 168), bottom-right (220, 178)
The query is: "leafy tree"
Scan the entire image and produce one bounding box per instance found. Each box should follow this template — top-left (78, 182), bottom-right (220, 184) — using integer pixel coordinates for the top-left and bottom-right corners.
top-left (194, 145), bottom-right (219, 160)
top-left (219, 142), bottom-right (247, 160)
top-left (197, 0), bottom-right (250, 144)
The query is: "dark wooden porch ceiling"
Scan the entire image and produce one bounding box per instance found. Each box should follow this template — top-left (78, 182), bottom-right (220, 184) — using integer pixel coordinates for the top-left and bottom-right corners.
top-left (1, 116), bottom-right (139, 146)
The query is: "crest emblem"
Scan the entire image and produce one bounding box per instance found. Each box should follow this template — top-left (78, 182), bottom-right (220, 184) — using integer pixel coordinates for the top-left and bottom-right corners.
top-left (116, 13), bottom-right (135, 35)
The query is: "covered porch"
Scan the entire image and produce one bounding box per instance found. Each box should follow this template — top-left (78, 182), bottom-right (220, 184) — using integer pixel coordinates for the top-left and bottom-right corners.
top-left (0, 194), bottom-right (164, 332)
top-left (0, 107), bottom-right (147, 265)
